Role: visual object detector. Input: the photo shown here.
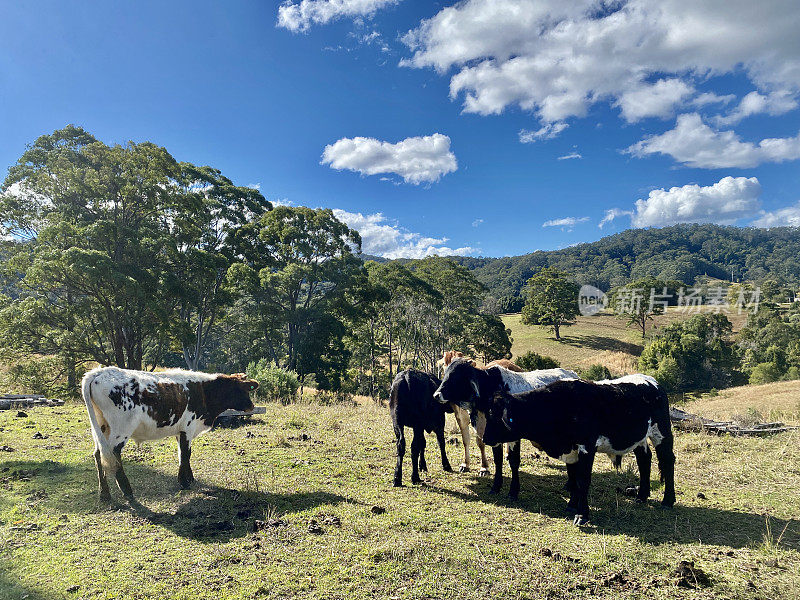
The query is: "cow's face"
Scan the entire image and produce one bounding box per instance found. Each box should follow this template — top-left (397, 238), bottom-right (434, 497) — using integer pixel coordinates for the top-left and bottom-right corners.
top-left (225, 374), bottom-right (259, 412)
top-left (433, 358), bottom-right (481, 411)
top-left (482, 389), bottom-right (514, 447)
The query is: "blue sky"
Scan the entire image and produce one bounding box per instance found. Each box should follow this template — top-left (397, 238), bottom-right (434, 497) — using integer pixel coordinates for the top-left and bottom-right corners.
top-left (2, 0), bottom-right (800, 258)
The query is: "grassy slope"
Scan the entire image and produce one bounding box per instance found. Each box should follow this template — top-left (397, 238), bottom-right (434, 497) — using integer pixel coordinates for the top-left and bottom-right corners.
top-left (1, 400), bottom-right (799, 600)
top-left (503, 307), bottom-right (749, 374)
top-left (685, 381), bottom-right (800, 425)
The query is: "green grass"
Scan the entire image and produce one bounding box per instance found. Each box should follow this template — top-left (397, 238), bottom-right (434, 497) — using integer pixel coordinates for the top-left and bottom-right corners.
top-left (1, 400), bottom-right (799, 599)
top-left (503, 307), bottom-right (750, 374)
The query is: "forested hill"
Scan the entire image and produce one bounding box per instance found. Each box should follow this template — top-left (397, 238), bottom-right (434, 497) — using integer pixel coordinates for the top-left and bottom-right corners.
top-left (444, 224), bottom-right (800, 311)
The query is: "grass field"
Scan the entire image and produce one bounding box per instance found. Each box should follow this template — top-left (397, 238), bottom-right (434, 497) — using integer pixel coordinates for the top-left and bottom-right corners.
top-left (502, 307), bottom-right (750, 374)
top-left (686, 381), bottom-right (800, 425)
top-left (1, 393), bottom-right (799, 599)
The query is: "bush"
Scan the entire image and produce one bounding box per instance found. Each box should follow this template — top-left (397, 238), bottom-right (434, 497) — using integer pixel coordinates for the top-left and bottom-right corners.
top-left (515, 351), bottom-right (560, 371)
top-left (2, 356), bottom-right (88, 399)
top-left (749, 362), bottom-right (782, 385)
top-left (245, 359), bottom-right (300, 404)
top-left (580, 364), bottom-right (612, 381)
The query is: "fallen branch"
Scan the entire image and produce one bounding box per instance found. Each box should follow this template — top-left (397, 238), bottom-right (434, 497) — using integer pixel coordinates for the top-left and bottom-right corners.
top-left (0, 396), bottom-right (65, 411)
top-left (670, 406), bottom-right (798, 436)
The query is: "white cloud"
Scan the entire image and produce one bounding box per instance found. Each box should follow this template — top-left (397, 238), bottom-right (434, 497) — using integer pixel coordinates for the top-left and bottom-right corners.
top-left (691, 92), bottom-right (737, 107)
top-left (630, 176), bottom-right (761, 227)
top-left (518, 122), bottom-right (568, 143)
top-left (557, 152), bottom-right (582, 160)
top-left (752, 203), bottom-right (800, 228)
top-left (598, 208), bottom-right (634, 228)
top-left (321, 133), bottom-right (457, 184)
top-left (616, 79), bottom-right (694, 122)
top-left (472, 218), bottom-right (484, 227)
top-left (628, 113), bottom-right (800, 168)
top-left (714, 90), bottom-right (798, 125)
top-left (277, 0), bottom-right (398, 32)
top-left (332, 209), bottom-right (477, 258)
top-left (401, 0), bottom-right (800, 127)
top-left (542, 216), bottom-right (589, 228)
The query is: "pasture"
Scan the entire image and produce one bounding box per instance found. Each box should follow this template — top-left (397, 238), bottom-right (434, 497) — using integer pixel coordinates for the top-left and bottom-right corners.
top-left (502, 307), bottom-right (750, 373)
top-left (1, 392), bottom-right (798, 599)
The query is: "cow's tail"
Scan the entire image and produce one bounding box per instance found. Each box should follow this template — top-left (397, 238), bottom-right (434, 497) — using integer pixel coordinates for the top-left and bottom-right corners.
top-left (81, 369), bottom-right (119, 472)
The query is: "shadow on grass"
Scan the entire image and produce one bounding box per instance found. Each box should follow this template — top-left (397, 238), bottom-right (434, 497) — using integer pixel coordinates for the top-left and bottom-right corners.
top-left (0, 568), bottom-right (52, 600)
top-left (425, 464), bottom-right (799, 550)
top-left (0, 458), bottom-right (359, 543)
top-left (558, 334), bottom-right (643, 356)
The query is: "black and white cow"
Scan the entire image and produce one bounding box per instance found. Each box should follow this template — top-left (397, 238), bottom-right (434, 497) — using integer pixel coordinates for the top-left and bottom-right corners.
top-left (82, 366), bottom-right (259, 501)
top-left (433, 357), bottom-right (578, 490)
top-left (390, 369), bottom-right (453, 486)
top-left (481, 376), bottom-right (676, 525)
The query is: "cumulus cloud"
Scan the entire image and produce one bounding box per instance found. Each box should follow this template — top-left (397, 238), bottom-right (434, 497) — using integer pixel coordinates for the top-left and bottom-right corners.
top-left (518, 122), bottom-right (568, 143)
top-left (714, 90), bottom-right (798, 125)
top-left (628, 113), bottom-right (800, 168)
top-left (332, 209), bottom-right (477, 258)
top-left (277, 0), bottom-right (398, 32)
top-left (401, 0), bottom-right (800, 127)
top-left (321, 134), bottom-right (457, 184)
top-left (557, 152), bottom-right (582, 160)
top-left (542, 216), bottom-right (589, 228)
top-left (630, 176), bottom-right (762, 227)
top-left (752, 203), bottom-right (800, 228)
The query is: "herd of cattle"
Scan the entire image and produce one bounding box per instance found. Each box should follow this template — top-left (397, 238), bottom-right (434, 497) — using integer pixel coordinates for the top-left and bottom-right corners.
top-left (80, 352), bottom-right (675, 526)
top-left (391, 352), bottom-right (675, 525)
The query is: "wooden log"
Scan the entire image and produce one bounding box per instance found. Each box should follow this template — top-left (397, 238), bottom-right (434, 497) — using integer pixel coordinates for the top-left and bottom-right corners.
top-left (218, 407), bottom-right (266, 418)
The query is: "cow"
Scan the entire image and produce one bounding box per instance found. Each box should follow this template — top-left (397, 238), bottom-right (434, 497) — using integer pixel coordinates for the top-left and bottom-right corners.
top-left (390, 369), bottom-right (453, 486)
top-left (436, 351), bottom-right (526, 475)
top-left (82, 366), bottom-right (259, 501)
top-left (433, 357), bottom-right (578, 483)
top-left (480, 377), bottom-right (676, 525)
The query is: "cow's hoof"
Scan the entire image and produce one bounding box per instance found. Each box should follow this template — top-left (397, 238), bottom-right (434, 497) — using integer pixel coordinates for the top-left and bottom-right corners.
top-left (508, 492), bottom-right (519, 500)
top-left (459, 465), bottom-right (470, 473)
top-left (99, 492), bottom-right (112, 504)
top-left (442, 463), bottom-right (453, 473)
top-left (411, 477), bottom-right (422, 485)
top-left (635, 497), bottom-right (649, 504)
top-left (478, 468), bottom-right (490, 477)
top-left (660, 500), bottom-right (675, 508)
top-left (393, 482), bottom-right (404, 488)
top-left (488, 487), bottom-right (500, 495)
top-left (572, 514), bottom-right (590, 526)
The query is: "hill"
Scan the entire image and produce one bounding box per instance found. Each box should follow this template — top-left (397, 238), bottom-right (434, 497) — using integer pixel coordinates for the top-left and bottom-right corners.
top-left (686, 380), bottom-right (800, 425)
top-left (452, 224), bottom-right (800, 311)
top-left (502, 306), bottom-right (750, 374)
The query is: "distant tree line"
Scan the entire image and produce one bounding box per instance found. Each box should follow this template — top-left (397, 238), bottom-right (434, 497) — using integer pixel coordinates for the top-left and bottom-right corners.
top-left (0, 126), bottom-right (511, 398)
top-left (454, 224), bottom-right (800, 313)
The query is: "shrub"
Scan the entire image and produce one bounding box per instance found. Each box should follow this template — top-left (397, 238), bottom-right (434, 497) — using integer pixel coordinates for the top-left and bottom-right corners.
top-left (245, 359), bottom-right (300, 404)
top-left (580, 364), bottom-right (612, 381)
top-left (749, 362), bottom-right (782, 385)
top-left (515, 351), bottom-right (560, 371)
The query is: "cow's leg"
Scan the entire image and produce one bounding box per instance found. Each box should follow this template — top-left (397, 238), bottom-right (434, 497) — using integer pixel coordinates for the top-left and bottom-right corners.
top-left (507, 441), bottom-right (521, 499)
top-left (178, 432), bottom-right (194, 489)
top-left (566, 463), bottom-right (579, 511)
top-left (476, 437), bottom-right (490, 477)
top-left (569, 451), bottom-right (595, 525)
top-left (94, 447), bottom-right (112, 502)
top-left (393, 424), bottom-right (406, 487)
top-left (410, 426), bottom-right (425, 484)
top-left (489, 444), bottom-right (504, 494)
top-left (112, 441), bottom-right (134, 499)
top-left (655, 435), bottom-right (676, 507)
top-left (435, 427), bottom-right (452, 472)
top-left (454, 407), bottom-right (472, 472)
top-left (633, 445), bottom-right (652, 503)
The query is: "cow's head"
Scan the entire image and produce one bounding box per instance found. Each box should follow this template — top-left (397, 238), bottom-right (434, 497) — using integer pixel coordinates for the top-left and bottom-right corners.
top-left (481, 387), bottom-right (516, 447)
top-left (433, 357), bottom-right (484, 412)
top-left (218, 373), bottom-right (259, 413)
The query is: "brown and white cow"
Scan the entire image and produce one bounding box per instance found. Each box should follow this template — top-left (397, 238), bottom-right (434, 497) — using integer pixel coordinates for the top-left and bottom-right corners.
top-left (437, 351), bottom-right (524, 474)
top-left (82, 366), bottom-right (258, 501)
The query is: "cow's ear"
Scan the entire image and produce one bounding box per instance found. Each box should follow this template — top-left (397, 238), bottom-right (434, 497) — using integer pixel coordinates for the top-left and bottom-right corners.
top-left (501, 406), bottom-right (513, 431)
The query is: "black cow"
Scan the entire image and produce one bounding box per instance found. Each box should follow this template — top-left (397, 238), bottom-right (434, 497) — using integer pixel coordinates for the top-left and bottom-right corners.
top-left (390, 369), bottom-right (453, 486)
top-left (481, 377), bottom-right (676, 525)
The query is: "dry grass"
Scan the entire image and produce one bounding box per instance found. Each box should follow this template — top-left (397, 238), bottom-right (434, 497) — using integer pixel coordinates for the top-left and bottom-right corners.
top-left (503, 306), bottom-right (749, 375)
top-left (685, 381), bottom-right (800, 425)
